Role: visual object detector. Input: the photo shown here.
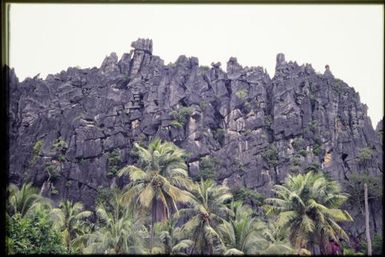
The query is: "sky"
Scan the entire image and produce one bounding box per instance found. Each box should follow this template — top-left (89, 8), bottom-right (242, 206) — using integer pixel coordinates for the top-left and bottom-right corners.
top-left (8, 4), bottom-right (384, 126)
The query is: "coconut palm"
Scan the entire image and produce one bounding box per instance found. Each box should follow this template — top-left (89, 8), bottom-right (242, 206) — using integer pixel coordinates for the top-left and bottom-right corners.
top-left (153, 216), bottom-right (194, 254)
top-left (254, 219), bottom-right (297, 255)
top-left (177, 179), bottom-right (233, 255)
top-left (218, 201), bottom-right (263, 255)
top-left (49, 200), bottom-right (92, 253)
top-left (7, 183), bottom-right (45, 217)
top-left (118, 138), bottom-right (194, 252)
top-left (84, 190), bottom-right (148, 254)
top-left (264, 171), bottom-right (353, 254)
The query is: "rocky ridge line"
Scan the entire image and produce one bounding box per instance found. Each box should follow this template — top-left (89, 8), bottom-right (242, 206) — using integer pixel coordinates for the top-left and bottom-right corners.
top-left (8, 38), bottom-right (383, 233)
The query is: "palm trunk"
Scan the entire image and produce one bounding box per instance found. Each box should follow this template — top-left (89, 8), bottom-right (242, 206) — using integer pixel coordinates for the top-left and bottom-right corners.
top-left (364, 183), bottom-right (372, 256)
top-left (150, 198), bottom-right (158, 254)
top-left (65, 227), bottom-right (72, 253)
top-left (67, 239), bottom-right (71, 254)
top-left (190, 240), bottom-right (196, 255)
top-left (312, 243), bottom-right (321, 255)
top-left (190, 228), bottom-right (199, 255)
top-left (369, 201), bottom-right (378, 234)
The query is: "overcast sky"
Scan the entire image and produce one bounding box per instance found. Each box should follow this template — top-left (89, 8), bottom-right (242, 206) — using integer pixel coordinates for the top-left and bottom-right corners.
top-left (9, 4), bottom-right (384, 126)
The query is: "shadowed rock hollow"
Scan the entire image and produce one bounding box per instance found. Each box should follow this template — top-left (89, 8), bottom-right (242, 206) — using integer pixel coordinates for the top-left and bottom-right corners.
top-left (8, 38), bottom-right (383, 234)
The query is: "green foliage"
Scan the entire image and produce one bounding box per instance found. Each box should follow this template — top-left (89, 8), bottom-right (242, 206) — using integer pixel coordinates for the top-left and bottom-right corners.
top-left (292, 137), bottom-right (305, 151)
top-left (253, 219), bottom-right (296, 255)
top-left (357, 147), bottom-right (373, 166)
top-left (235, 89), bottom-right (248, 99)
top-left (51, 200), bottom-right (92, 253)
top-left (170, 120), bottom-right (183, 129)
top-left (31, 140), bottom-right (44, 165)
top-left (199, 156), bottom-right (219, 180)
top-left (155, 216), bottom-right (193, 254)
top-left (6, 213), bottom-right (67, 254)
top-left (343, 248), bottom-right (365, 256)
top-left (95, 187), bottom-right (118, 213)
top-left (199, 100), bottom-right (208, 110)
top-left (359, 234), bottom-right (383, 255)
top-left (343, 247), bottom-right (364, 255)
top-left (218, 201), bottom-right (260, 254)
top-left (289, 165), bottom-right (302, 174)
top-left (8, 138), bottom-right (365, 255)
top-left (213, 128), bottom-right (226, 145)
top-left (45, 163), bottom-right (61, 180)
top-left (169, 106), bottom-right (194, 128)
top-left (232, 158), bottom-right (246, 174)
top-left (262, 145), bottom-right (279, 168)
top-left (84, 190), bottom-right (148, 254)
top-left (349, 171), bottom-right (382, 198)
top-left (7, 183), bottom-right (44, 218)
top-left (345, 171), bottom-right (383, 211)
top-left (312, 143), bottom-right (321, 156)
top-left (50, 138), bottom-right (68, 163)
top-left (291, 156), bottom-right (302, 167)
top-left (298, 149), bottom-right (307, 157)
top-left (264, 171), bottom-right (352, 253)
top-left (232, 187), bottom-right (264, 206)
top-left (33, 140), bottom-right (44, 156)
top-left (177, 179), bottom-right (233, 255)
top-left (373, 234), bottom-right (383, 255)
top-left (305, 162), bottom-right (321, 172)
top-left (307, 120), bottom-right (319, 133)
top-left (107, 149), bottom-right (122, 177)
top-left (52, 138), bottom-right (68, 153)
top-left (118, 138), bottom-right (194, 253)
top-left (136, 133), bottom-right (148, 146)
top-left (51, 186), bottom-right (59, 195)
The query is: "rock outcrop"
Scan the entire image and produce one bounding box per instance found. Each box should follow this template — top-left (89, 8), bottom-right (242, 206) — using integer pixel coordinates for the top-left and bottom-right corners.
top-left (8, 38), bottom-right (383, 233)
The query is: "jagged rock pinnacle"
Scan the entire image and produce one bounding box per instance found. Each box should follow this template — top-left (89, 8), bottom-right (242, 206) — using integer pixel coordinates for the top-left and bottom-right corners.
top-left (324, 64), bottom-right (334, 78)
top-left (276, 53), bottom-right (286, 67)
top-left (131, 38), bottom-right (153, 54)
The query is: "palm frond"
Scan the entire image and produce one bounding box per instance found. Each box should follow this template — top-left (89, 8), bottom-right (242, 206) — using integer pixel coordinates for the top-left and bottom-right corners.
top-left (224, 248), bottom-right (244, 255)
top-left (172, 239), bottom-right (194, 253)
top-left (324, 208), bottom-right (353, 222)
top-left (138, 184), bottom-right (155, 209)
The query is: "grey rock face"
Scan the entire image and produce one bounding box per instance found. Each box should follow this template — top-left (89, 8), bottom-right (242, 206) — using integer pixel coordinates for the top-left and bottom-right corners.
top-left (131, 38), bottom-right (153, 53)
top-left (8, 39), bottom-right (383, 233)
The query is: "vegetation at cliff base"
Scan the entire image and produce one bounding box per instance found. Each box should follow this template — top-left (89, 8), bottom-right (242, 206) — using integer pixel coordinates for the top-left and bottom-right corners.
top-left (6, 139), bottom-right (380, 255)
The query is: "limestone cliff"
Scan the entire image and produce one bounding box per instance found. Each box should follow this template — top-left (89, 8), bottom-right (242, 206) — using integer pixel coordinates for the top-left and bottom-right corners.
top-left (8, 38), bottom-right (383, 233)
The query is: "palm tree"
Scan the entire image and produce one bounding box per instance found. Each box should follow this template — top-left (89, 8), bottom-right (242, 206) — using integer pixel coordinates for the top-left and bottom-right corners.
top-left (218, 201), bottom-right (263, 255)
top-left (154, 216), bottom-right (194, 254)
top-left (118, 138), bottom-right (194, 252)
top-left (50, 200), bottom-right (92, 253)
top-left (177, 179), bottom-right (233, 255)
top-left (264, 171), bottom-right (353, 254)
top-left (253, 219), bottom-right (296, 255)
top-left (7, 183), bottom-right (45, 217)
top-left (84, 190), bottom-right (148, 254)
